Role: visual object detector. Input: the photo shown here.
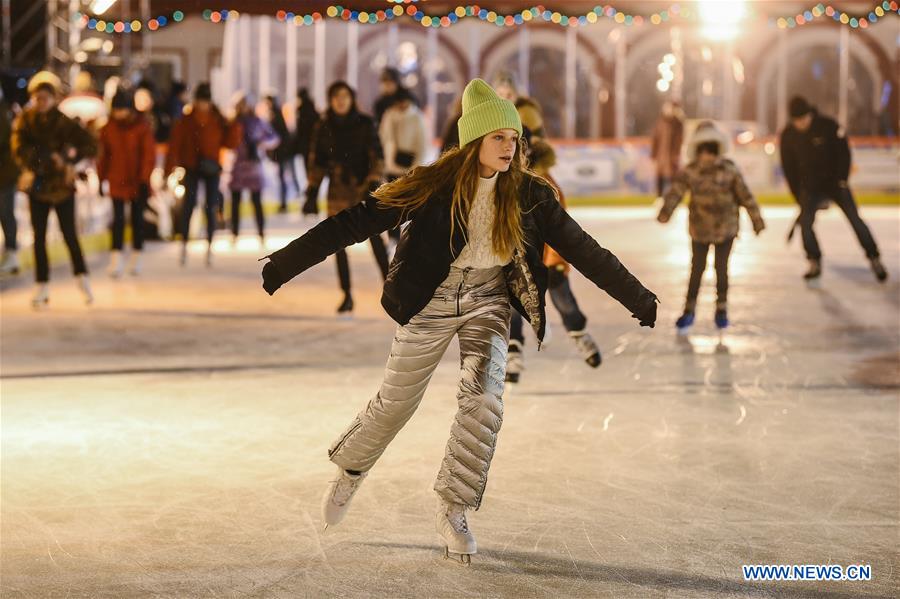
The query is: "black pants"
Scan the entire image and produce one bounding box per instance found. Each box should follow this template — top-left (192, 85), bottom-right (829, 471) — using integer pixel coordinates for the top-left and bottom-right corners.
top-left (230, 189), bottom-right (264, 237)
top-left (182, 171), bottom-right (219, 243)
top-left (111, 196), bottom-right (146, 251)
top-left (799, 188), bottom-right (879, 261)
top-left (510, 268), bottom-right (588, 344)
top-left (278, 159), bottom-right (299, 209)
top-left (335, 235), bottom-right (390, 294)
top-left (685, 238), bottom-right (734, 312)
top-left (29, 195), bottom-right (87, 283)
top-left (1, 183), bottom-right (16, 250)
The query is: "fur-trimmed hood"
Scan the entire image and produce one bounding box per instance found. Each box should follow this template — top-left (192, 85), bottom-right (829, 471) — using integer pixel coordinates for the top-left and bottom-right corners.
top-left (686, 121), bottom-right (729, 160)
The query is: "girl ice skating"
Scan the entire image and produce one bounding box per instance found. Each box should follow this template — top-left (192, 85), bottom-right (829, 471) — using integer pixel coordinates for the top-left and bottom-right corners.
top-left (261, 79), bottom-right (658, 564)
top-left (657, 121), bottom-right (765, 332)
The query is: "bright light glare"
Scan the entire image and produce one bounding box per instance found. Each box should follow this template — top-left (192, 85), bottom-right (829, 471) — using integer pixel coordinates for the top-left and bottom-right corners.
top-left (699, 0), bottom-right (747, 40)
top-left (91, 0), bottom-right (119, 16)
top-left (663, 53), bottom-right (676, 66)
top-left (656, 80), bottom-right (670, 92)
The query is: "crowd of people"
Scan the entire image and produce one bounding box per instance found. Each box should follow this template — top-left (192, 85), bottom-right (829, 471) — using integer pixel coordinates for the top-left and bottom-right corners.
top-left (0, 61), bottom-right (892, 565)
top-left (0, 67), bottom-right (890, 326)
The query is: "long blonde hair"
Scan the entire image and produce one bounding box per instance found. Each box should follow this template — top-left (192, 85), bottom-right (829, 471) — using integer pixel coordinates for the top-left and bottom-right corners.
top-left (374, 135), bottom-right (529, 261)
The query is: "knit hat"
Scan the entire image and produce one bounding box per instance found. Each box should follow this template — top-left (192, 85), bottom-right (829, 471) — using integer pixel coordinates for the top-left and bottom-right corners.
top-left (27, 70), bottom-right (63, 95)
top-left (457, 79), bottom-right (522, 149)
top-left (111, 89), bottom-right (134, 110)
top-left (789, 96), bottom-right (813, 118)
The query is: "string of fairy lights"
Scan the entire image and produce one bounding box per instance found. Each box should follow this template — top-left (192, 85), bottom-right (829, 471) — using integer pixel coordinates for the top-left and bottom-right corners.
top-left (76, 2), bottom-right (900, 35)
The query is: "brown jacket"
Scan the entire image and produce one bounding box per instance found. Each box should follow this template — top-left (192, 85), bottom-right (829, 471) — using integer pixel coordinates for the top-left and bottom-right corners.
top-left (651, 115), bottom-right (684, 178)
top-left (165, 104), bottom-right (239, 174)
top-left (11, 107), bottom-right (97, 204)
top-left (98, 115), bottom-right (156, 200)
top-left (659, 158), bottom-right (764, 244)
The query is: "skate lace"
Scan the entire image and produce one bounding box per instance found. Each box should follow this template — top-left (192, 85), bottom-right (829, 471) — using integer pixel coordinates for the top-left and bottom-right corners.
top-left (332, 474), bottom-right (361, 506)
top-left (446, 504), bottom-right (469, 534)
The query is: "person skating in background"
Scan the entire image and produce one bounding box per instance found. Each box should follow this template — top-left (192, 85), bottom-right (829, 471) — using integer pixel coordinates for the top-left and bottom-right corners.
top-left (97, 89), bottom-right (155, 278)
top-left (228, 92), bottom-right (279, 244)
top-left (265, 94), bottom-right (299, 213)
top-left (0, 89), bottom-right (20, 276)
top-left (304, 81), bottom-right (390, 314)
top-left (294, 88), bottom-right (320, 216)
top-left (260, 79), bottom-right (658, 564)
top-left (439, 97), bottom-right (463, 153)
top-left (373, 67), bottom-right (418, 126)
top-left (491, 71), bottom-right (601, 382)
top-left (779, 96), bottom-right (887, 284)
top-left (11, 71), bottom-right (97, 307)
top-left (378, 88), bottom-right (428, 251)
top-left (159, 81), bottom-right (188, 143)
top-left (658, 121), bottom-right (765, 332)
top-left (650, 101), bottom-right (685, 198)
top-left (165, 82), bottom-right (239, 267)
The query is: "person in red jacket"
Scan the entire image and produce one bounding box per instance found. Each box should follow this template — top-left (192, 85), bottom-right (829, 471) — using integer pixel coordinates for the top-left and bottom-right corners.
top-left (165, 82), bottom-right (239, 267)
top-left (98, 90), bottom-right (156, 277)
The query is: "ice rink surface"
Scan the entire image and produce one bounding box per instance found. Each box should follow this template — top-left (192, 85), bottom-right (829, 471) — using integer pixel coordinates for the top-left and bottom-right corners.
top-left (2, 206), bottom-right (898, 598)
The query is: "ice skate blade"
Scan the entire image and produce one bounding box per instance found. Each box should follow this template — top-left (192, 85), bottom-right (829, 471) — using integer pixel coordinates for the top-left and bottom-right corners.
top-left (804, 277), bottom-right (822, 289)
top-left (443, 546), bottom-right (473, 565)
top-left (676, 326), bottom-right (692, 336)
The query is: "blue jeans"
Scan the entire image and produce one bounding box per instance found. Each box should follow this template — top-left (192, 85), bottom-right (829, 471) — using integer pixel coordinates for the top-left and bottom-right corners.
top-left (510, 268), bottom-right (587, 344)
top-left (0, 183), bottom-right (16, 250)
top-left (182, 171), bottom-right (219, 243)
top-left (799, 187), bottom-right (879, 260)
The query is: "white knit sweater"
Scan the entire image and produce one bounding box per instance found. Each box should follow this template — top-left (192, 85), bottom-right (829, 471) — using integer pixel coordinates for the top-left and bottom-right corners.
top-left (452, 173), bottom-right (509, 269)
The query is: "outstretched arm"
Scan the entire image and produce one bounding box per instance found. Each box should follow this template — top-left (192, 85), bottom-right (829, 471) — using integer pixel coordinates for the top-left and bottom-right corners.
top-left (535, 185), bottom-right (658, 325)
top-left (262, 197), bottom-right (407, 294)
top-left (657, 169), bottom-right (688, 223)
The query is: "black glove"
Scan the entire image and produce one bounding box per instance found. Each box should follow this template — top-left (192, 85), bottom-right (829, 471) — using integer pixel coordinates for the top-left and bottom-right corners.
top-left (636, 299), bottom-right (658, 328)
top-left (262, 261), bottom-right (283, 296)
top-left (302, 186), bottom-right (319, 215)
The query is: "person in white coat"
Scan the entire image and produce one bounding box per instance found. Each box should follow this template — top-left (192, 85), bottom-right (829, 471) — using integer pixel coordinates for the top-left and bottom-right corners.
top-left (379, 90), bottom-right (428, 250)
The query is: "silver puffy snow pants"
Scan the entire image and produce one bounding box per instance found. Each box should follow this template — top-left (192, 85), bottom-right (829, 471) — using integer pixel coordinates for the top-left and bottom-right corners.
top-left (328, 266), bottom-right (510, 509)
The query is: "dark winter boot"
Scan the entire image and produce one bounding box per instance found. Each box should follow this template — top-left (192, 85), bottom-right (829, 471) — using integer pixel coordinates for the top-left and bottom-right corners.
top-left (675, 311), bottom-right (695, 334)
top-left (714, 309), bottom-right (729, 330)
top-left (337, 293), bottom-right (354, 315)
top-left (803, 259), bottom-right (822, 282)
top-left (869, 257), bottom-right (888, 283)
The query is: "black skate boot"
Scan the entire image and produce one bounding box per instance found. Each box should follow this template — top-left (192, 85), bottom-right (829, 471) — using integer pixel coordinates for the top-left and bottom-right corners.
top-left (803, 259), bottom-right (822, 285)
top-left (337, 293), bottom-right (354, 315)
top-left (869, 257), bottom-right (888, 283)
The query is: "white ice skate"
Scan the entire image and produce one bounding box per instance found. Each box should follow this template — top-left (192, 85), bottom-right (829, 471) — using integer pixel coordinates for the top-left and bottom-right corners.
top-left (321, 466), bottom-right (367, 529)
top-left (77, 275), bottom-right (94, 305)
top-left (179, 242), bottom-right (188, 267)
top-left (129, 252), bottom-right (143, 276)
top-left (505, 340), bottom-right (523, 384)
top-left (436, 499), bottom-right (476, 565)
top-left (0, 249), bottom-right (19, 276)
top-left (205, 243), bottom-right (213, 268)
top-left (569, 329), bottom-right (601, 368)
top-left (31, 283), bottom-right (49, 309)
top-left (108, 251), bottom-right (125, 278)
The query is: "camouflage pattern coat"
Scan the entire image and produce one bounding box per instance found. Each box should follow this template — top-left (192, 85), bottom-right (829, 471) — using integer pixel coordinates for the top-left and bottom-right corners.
top-left (660, 158), bottom-right (764, 244)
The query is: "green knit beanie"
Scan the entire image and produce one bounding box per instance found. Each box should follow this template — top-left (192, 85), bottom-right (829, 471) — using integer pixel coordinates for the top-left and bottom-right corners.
top-left (457, 79), bottom-right (522, 149)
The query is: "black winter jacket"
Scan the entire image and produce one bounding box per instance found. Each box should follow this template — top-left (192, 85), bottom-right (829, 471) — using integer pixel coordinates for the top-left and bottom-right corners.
top-left (780, 111), bottom-right (851, 200)
top-left (263, 174), bottom-right (658, 341)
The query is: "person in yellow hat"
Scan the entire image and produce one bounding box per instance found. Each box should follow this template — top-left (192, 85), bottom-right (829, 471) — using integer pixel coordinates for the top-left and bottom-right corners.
top-left (260, 79), bottom-right (659, 563)
top-left (11, 71), bottom-right (97, 307)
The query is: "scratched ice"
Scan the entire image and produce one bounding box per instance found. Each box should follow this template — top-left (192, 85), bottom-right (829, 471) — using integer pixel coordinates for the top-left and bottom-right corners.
top-left (2, 207), bottom-right (897, 598)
